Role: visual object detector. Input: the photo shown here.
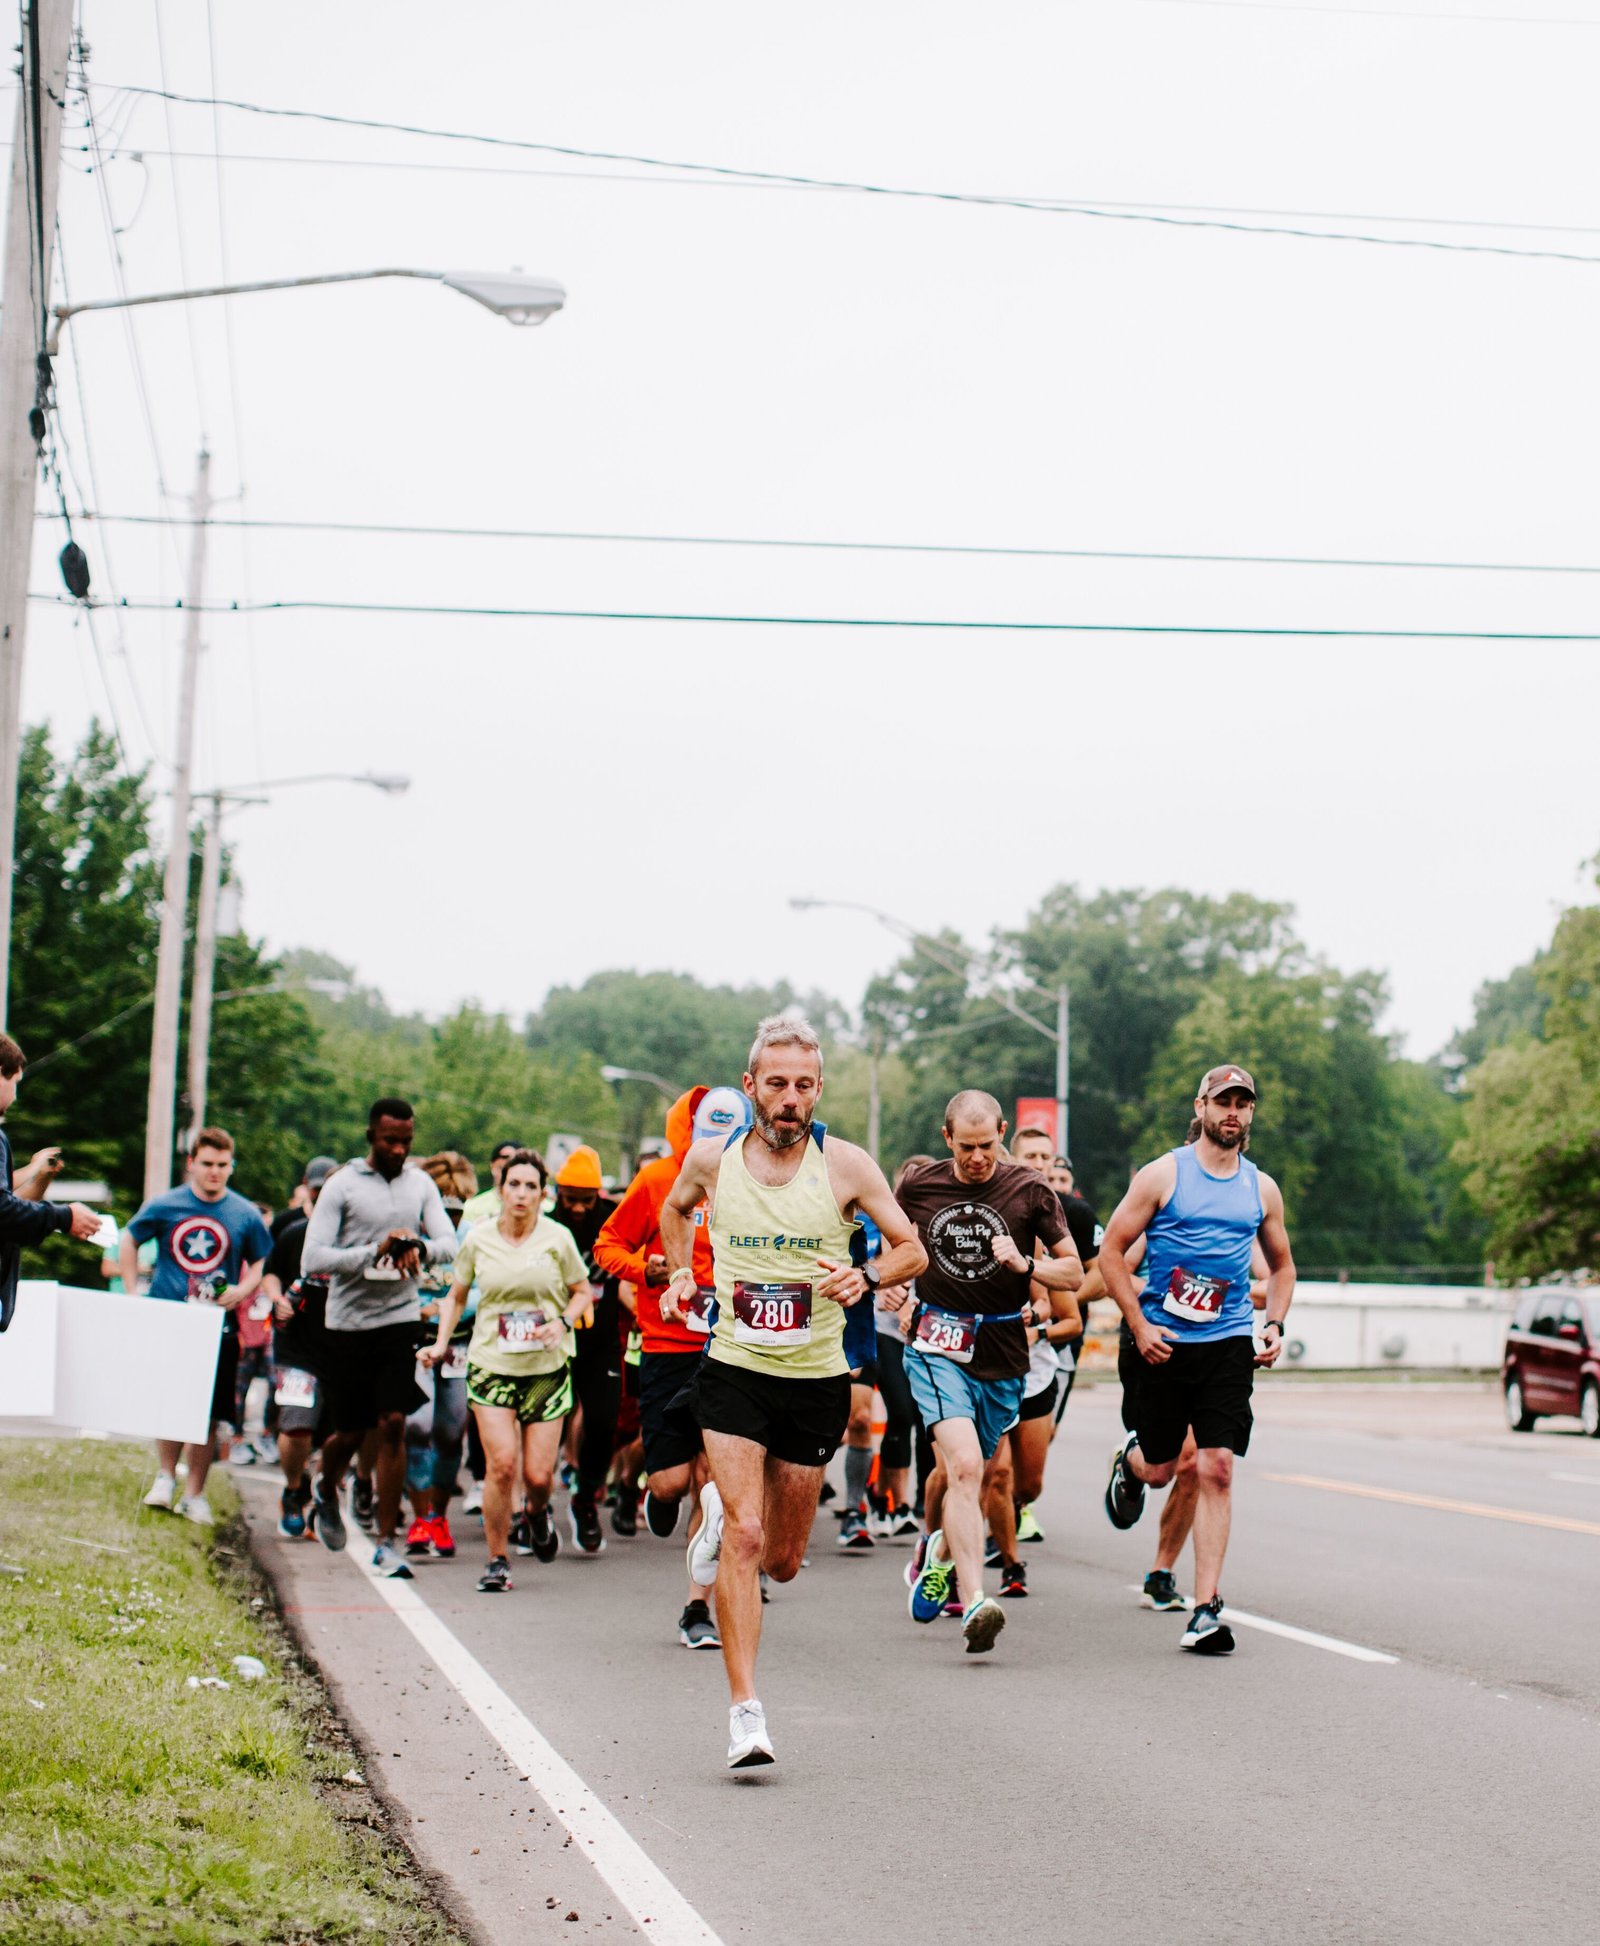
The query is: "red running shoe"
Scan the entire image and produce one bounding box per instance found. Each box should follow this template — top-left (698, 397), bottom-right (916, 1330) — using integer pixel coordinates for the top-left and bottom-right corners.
top-left (404, 1517), bottom-right (434, 1556)
top-left (430, 1514), bottom-right (456, 1558)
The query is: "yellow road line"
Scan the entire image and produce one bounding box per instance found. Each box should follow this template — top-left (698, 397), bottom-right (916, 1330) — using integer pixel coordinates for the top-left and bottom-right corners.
top-left (1262, 1472), bottom-right (1600, 1538)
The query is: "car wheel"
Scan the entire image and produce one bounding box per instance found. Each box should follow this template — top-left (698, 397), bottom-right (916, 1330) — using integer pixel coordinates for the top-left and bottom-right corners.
top-left (1582, 1380), bottom-right (1600, 1440)
top-left (1505, 1376), bottom-right (1536, 1433)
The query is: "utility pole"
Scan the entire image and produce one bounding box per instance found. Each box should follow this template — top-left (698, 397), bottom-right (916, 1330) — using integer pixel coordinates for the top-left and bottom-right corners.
top-left (0, 0), bottom-right (73, 1024)
top-left (867, 1034), bottom-right (881, 1165)
top-left (143, 449), bottom-right (210, 1201)
top-left (1055, 982), bottom-right (1070, 1163)
top-left (185, 791), bottom-right (224, 1136)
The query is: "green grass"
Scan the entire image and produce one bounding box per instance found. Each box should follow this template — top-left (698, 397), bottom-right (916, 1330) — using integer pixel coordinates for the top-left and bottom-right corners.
top-left (0, 1438), bottom-right (464, 1946)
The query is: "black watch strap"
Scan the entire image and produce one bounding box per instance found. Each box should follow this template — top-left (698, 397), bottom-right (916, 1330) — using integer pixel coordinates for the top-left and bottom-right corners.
top-left (1263, 1318), bottom-right (1284, 1336)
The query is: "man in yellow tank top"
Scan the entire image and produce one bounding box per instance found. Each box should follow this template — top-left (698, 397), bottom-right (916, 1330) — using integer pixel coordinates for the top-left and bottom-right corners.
top-left (661, 1011), bottom-right (925, 1771)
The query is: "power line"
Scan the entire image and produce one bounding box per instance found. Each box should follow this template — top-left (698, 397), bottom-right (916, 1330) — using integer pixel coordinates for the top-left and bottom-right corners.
top-left (1142, 0), bottom-right (1599, 22)
top-left (68, 141), bottom-right (1600, 245)
top-left (202, 0), bottom-right (267, 785)
top-left (148, 3), bottom-right (209, 428)
top-left (43, 510), bottom-right (1600, 578)
top-left (27, 593), bottom-right (1600, 641)
top-left (97, 83), bottom-right (1600, 268)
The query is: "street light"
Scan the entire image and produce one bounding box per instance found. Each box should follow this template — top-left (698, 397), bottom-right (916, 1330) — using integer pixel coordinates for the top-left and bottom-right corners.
top-left (599, 1066), bottom-right (679, 1179)
top-left (184, 773), bottom-right (410, 1139)
top-left (790, 895), bottom-right (1071, 1160)
top-left (0, 258), bottom-right (563, 1170)
top-left (45, 266), bottom-right (566, 352)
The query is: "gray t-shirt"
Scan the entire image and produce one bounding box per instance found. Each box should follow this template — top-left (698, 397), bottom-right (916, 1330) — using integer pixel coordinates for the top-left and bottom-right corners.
top-left (302, 1158), bottom-right (457, 1333)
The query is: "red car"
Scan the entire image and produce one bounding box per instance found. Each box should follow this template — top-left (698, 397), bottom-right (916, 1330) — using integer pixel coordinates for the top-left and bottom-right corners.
top-left (1502, 1290), bottom-right (1600, 1435)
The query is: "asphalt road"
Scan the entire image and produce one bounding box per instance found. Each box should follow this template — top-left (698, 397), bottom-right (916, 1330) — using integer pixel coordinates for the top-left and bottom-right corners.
top-left (240, 1381), bottom-right (1600, 1946)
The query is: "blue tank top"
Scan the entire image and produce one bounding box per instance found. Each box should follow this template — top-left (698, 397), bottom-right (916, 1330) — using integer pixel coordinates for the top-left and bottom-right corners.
top-left (1139, 1145), bottom-right (1262, 1343)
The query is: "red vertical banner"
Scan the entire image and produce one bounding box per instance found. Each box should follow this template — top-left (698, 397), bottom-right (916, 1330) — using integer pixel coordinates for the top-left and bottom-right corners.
top-left (1014, 1099), bottom-right (1059, 1150)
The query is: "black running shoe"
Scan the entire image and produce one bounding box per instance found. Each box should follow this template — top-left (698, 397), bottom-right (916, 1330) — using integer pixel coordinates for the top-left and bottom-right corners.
top-left (678, 1599), bottom-right (720, 1649)
top-left (611, 1488), bottom-right (639, 1538)
top-left (478, 1555), bottom-right (513, 1594)
top-left (1105, 1433), bottom-right (1146, 1530)
top-left (530, 1504), bottom-right (561, 1563)
top-left (278, 1486), bottom-right (307, 1540)
top-left (511, 1509), bottom-right (534, 1556)
top-left (1142, 1569), bottom-right (1186, 1611)
top-left (351, 1476), bottom-right (376, 1532)
top-left (1180, 1597), bottom-right (1236, 1655)
top-left (311, 1484), bottom-right (346, 1553)
top-left (569, 1495), bottom-right (605, 1555)
top-left (1000, 1558), bottom-right (1028, 1599)
top-left (643, 1491), bottom-right (681, 1539)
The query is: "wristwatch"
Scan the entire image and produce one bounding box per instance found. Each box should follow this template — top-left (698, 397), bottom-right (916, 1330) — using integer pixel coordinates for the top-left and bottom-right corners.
top-left (862, 1260), bottom-right (882, 1291)
top-left (1262, 1318), bottom-right (1284, 1338)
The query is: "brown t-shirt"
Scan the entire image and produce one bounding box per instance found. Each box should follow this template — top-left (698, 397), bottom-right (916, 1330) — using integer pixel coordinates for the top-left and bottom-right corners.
top-left (895, 1158), bottom-right (1069, 1380)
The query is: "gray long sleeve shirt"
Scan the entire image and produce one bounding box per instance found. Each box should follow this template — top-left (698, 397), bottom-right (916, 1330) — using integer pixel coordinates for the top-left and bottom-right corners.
top-left (302, 1157), bottom-right (458, 1333)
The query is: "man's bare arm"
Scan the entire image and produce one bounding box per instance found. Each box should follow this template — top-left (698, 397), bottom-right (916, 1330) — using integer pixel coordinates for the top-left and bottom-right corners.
top-left (838, 1145), bottom-right (926, 1289)
top-left (1029, 1234), bottom-right (1083, 1294)
top-left (1257, 1178), bottom-right (1295, 1329)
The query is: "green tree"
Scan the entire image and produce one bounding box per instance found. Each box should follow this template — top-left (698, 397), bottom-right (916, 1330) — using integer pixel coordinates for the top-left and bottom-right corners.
top-left (1458, 874), bottom-right (1600, 1277)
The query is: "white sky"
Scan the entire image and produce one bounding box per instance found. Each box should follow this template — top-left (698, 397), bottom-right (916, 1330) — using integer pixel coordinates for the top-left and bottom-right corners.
top-left (13, 0), bottom-right (1600, 1058)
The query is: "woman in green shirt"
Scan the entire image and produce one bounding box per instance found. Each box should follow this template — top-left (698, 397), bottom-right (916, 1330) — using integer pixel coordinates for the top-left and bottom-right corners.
top-left (421, 1150), bottom-right (592, 1592)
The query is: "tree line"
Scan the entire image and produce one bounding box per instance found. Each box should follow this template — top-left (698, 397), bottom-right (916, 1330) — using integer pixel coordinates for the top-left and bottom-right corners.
top-left (11, 724), bottom-right (1592, 1283)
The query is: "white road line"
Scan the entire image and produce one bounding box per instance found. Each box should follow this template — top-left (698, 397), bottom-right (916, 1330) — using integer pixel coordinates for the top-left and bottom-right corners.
top-left (1126, 1589), bottom-right (1397, 1664)
top-left (1549, 1472), bottom-right (1600, 1487)
top-left (352, 1554), bottom-right (725, 1946)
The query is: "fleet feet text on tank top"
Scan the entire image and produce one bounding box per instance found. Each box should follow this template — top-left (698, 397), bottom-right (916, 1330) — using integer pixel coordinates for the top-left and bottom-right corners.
top-left (710, 1122), bottom-right (859, 1379)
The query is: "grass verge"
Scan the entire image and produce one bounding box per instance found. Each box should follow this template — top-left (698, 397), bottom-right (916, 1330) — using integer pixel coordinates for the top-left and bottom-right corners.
top-left (0, 1436), bottom-right (466, 1946)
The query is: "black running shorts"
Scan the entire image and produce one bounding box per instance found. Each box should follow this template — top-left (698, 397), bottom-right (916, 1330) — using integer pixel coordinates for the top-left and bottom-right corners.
top-left (321, 1320), bottom-right (426, 1436)
top-left (1119, 1334), bottom-right (1255, 1465)
top-left (1017, 1375), bottom-right (1059, 1424)
top-left (638, 1348), bottom-right (704, 1475)
top-left (209, 1330), bottom-right (239, 1430)
top-left (690, 1356), bottom-right (852, 1469)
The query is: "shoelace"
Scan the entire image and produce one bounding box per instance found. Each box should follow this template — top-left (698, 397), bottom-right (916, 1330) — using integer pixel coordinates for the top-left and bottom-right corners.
top-left (731, 1704), bottom-right (764, 1736)
top-left (920, 1557), bottom-right (955, 1601)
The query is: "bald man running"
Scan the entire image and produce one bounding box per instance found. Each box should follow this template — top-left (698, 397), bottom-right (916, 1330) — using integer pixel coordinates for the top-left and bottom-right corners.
top-left (887, 1091), bottom-right (1082, 1654)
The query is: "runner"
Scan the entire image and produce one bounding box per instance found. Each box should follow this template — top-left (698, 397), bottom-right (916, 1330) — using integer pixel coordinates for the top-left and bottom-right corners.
top-left (420, 1148), bottom-right (593, 1593)
top-left (998, 1125), bottom-right (1085, 1589)
top-left (0, 1030), bottom-right (102, 1335)
top-left (889, 1092), bottom-right (1081, 1652)
top-left (403, 1151), bottom-right (479, 1558)
top-left (549, 1146), bottom-right (621, 1556)
top-left (302, 1099), bottom-right (459, 1576)
top-left (124, 1126), bottom-right (273, 1527)
top-left (460, 1140), bottom-right (519, 1230)
top-left (659, 1015), bottom-right (925, 1766)
top-left (595, 1085), bottom-right (751, 1649)
top-left (866, 1156), bottom-right (934, 1540)
top-left (1100, 1064), bottom-right (1296, 1654)
top-left (838, 1211), bottom-right (885, 1551)
top-left (260, 1158), bottom-right (339, 1537)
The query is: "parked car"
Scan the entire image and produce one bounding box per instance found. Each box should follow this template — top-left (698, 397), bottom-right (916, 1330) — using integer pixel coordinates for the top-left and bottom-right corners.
top-left (1501, 1291), bottom-right (1600, 1435)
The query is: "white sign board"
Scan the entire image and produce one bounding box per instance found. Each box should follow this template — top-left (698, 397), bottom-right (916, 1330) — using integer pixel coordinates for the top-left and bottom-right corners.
top-left (543, 1132), bottom-right (585, 1176)
top-left (0, 1281), bottom-right (223, 1444)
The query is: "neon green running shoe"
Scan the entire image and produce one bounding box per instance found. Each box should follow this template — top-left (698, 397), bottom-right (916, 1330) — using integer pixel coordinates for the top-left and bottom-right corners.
top-left (1017, 1504), bottom-right (1044, 1544)
top-left (908, 1531), bottom-right (955, 1624)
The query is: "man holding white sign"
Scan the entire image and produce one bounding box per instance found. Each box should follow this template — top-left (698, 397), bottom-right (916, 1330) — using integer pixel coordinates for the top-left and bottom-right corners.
top-left (0, 1030), bottom-right (102, 1334)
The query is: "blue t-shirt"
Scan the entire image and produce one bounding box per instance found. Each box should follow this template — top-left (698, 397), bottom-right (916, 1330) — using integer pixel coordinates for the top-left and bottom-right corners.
top-left (1139, 1145), bottom-right (1262, 1344)
top-left (126, 1186), bottom-right (273, 1313)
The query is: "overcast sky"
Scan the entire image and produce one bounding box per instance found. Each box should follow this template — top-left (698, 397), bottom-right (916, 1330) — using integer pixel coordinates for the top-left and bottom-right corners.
top-left (13, 0), bottom-right (1600, 1059)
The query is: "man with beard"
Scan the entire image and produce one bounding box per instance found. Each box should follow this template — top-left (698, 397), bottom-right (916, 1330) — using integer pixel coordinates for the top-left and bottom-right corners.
top-left (659, 1013), bottom-right (925, 1770)
top-left (891, 1094), bottom-right (1082, 1652)
top-left (1101, 1065), bottom-right (1296, 1655)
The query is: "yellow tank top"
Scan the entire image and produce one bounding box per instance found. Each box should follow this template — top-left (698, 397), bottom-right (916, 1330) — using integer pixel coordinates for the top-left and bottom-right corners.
top-left (710, 1125), bottom-right (858, 1378)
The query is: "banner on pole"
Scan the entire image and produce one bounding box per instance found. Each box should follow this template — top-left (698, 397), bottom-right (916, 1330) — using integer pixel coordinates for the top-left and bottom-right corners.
top-left (1014, 1099), bottom-right (1060, 1151)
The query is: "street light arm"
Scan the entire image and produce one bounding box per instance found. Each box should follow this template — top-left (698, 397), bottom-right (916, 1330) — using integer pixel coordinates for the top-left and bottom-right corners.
top-left (47, 267), bottom-right (565, 352)
top-left (792, 895), bottom-right (1058, 1040)
top-left (206, 771), bottom-right (411, 797)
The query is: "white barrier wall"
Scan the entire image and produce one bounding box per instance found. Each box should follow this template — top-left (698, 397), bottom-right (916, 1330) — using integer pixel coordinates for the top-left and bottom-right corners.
top-left (0, 1280), bottom-right (222, 1442)
top-left (1271, 1284), bottom-right (1510, 1371)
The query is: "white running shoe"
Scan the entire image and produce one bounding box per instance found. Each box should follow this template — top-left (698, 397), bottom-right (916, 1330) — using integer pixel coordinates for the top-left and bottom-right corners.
top-left (461, 1480), bottom-right (484, 1515)
top-left (143, 1473), bottom-right (177, 1511)
top-left (962, 1593), bottom-right (1007, 1655)
top-left (181, 1494), bottom-right (214, 1528)
top-left (687, 1481), bottom-right (723, 1589)
top-left (727, 1698), bottom-right (775, 1769)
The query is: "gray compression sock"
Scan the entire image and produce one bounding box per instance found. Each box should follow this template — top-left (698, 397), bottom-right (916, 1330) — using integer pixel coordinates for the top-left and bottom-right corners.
top-left (844, 1444), bottom-right (872, 1511)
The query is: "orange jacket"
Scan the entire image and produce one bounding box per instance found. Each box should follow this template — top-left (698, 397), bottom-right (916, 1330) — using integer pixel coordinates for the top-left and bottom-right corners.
top-left (595, 1086), bottom-right (714, 1355)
